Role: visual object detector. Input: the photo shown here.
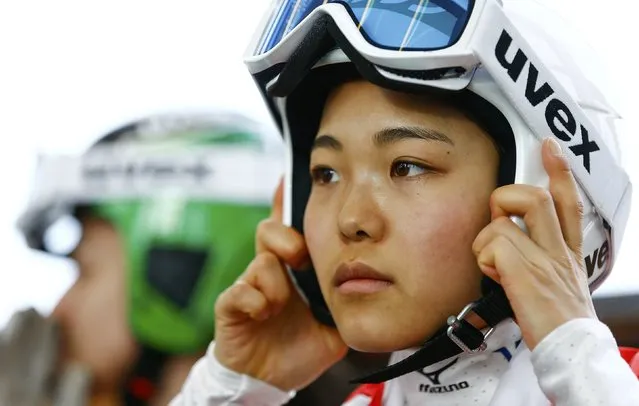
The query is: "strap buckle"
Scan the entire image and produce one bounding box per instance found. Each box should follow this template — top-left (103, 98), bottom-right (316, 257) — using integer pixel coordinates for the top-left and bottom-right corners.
top-left (446, 303), bottom-right (495, 354)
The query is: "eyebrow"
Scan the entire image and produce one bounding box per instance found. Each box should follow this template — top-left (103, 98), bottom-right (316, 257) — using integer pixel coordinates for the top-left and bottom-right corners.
top-left (311, 126), bottom-right (454, 152)
top-left (373, 126), bottom-right (454, 147)
top-left (312, 134), bottom-right (343, 151)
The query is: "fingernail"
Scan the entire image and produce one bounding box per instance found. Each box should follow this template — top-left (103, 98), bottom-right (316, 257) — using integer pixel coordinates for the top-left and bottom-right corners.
top-left (547, 138), bottom-right (562, 156)
top-left (478, 262), bottom-right (497, 275)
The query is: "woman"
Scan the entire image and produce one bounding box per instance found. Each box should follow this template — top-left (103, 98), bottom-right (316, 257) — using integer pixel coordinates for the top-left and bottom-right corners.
top-left (172, 1), bottom-right (639, 404)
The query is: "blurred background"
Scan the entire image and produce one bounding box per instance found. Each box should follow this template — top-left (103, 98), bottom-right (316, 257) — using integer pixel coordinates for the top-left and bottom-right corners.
top-left (0, 0), bottom-right (637, 334)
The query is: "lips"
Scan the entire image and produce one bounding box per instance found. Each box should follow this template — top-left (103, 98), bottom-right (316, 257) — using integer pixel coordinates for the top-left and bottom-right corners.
top-left (332, 262), bottom-right (394, 289)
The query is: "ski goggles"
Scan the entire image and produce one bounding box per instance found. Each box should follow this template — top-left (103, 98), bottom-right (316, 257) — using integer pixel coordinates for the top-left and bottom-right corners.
top-left (256, 0), bottom-right (474, 54)
top-left (246, 0), bottom-right (480, 78)
top-left (244, 0), bottom-right (631, 259)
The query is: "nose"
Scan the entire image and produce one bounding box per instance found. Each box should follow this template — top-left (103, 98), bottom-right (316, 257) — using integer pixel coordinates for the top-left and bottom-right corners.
top-left (337, 180), bottom-right (386, 243)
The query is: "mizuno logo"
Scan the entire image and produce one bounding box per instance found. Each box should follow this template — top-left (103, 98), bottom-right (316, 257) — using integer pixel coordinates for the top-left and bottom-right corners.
top-left (417, 357), bottom-right (470, 394)
top-left (419, 382), bottom-right (470, 394)
top-left (494, 30), bottom-right (600, 173)
top-left (418, 357), bottom-right (458, 385)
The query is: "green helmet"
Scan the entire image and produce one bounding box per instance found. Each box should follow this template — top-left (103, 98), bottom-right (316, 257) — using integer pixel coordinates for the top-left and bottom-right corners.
top-left (17, 111), bottom-right (283, 354)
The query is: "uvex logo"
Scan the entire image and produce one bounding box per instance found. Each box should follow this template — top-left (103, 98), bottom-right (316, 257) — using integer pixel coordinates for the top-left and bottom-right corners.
top-left (585, 240), bottom-right (609, 278)
top-left (494, 30), bottom-right (600, 173)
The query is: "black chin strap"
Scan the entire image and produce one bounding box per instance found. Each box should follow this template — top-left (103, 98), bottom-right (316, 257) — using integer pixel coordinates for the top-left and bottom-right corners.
top-left (351, 283), bottom-right (514, 384)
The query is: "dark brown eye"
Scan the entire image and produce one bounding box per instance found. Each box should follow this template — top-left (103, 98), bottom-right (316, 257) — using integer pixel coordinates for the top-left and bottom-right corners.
top-left (311, 166), bottom-right (339, 184)
top-left (391, 161), bottom-right (426, 177)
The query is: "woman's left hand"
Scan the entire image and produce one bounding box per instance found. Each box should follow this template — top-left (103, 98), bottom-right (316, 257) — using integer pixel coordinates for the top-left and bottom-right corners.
top-left (472, 137), bottom-right (597, 350)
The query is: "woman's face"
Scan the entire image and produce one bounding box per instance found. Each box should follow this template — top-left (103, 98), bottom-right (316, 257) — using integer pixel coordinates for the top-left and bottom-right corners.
top-left (304, 80), bottom-right (500, 352)
top-left (52, 216), bottom-right (138, 394)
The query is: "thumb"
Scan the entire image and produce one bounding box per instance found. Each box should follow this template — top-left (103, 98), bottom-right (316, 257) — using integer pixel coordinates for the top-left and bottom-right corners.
top-left (541, 137), bottom-right (571, 176)
top-left (270, 177), bottom-right (284, 222)
top-left (542, 137), bottom-right (584, 254)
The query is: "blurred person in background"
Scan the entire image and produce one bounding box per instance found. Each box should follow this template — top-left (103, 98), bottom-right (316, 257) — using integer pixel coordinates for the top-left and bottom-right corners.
top-left (2, 111), bottom-right (282, 406)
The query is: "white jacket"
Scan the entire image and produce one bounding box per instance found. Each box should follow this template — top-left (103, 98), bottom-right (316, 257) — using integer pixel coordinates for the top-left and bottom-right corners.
top-left (170, 319), bottom-right (639, 405)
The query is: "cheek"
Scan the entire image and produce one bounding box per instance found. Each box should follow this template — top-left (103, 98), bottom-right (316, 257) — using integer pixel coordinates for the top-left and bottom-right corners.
top-left (303, 198), bottom-right (339, 289)
top-left (397, 188), bottom-right (492, 284)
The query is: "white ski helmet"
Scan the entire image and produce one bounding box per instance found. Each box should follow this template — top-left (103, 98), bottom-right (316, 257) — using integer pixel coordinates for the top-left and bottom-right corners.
top-left (243, 0), bottom-right (632, 381)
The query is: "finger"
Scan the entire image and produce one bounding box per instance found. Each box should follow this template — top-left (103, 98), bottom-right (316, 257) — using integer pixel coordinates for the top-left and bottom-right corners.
top-left (476, 233), bottom-right (532, 286)
top-left (476, 220), bottom-right (564, 291)
top-left (215, 279), bottom-right (270, 322)
top-left (270, 177), bottom-right (284, 222)
top-left (490, 184), bottom-right (566, 257)
top-left (473, 216), bottom-right (539, 257)
top-left (243, 252), bottom-right (293, 317)
top-left (256, 219), bottom-right (310, 269)
top-left (473, 216), bottom-right (550, 279)
top-left (542, 138), bottom-right (584, 255)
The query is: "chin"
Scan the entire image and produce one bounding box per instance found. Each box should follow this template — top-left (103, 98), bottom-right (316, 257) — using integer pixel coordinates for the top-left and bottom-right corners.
top-left (332, 304), bottom-right (435, 353)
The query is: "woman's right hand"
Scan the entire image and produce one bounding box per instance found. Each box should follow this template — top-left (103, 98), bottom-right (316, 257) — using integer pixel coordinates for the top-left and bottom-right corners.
top-left (213, 180), bottom-right (348, 392)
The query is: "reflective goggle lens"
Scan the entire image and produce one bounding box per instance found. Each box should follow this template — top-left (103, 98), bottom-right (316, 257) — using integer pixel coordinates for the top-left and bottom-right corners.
top-left (256, 0), bottom-right (473, 55)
